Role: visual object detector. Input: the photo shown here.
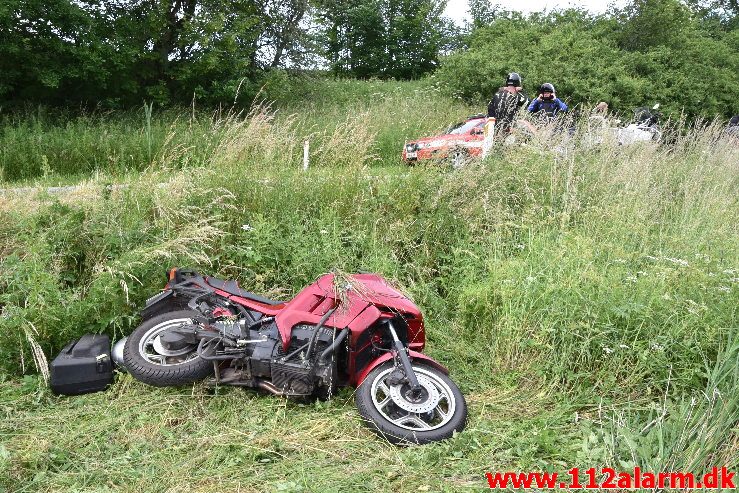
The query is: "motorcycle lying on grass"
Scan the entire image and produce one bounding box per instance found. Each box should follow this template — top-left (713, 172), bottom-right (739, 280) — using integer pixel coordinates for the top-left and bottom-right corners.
top-left (116, 268), bottom-right (467, 445)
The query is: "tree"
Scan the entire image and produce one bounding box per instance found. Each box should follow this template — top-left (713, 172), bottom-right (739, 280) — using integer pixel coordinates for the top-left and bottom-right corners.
top-left (686, 0), bottom-right (739, 28)
top-left (0, 0), bottom-right (321, 107)
top-left (0, 0), bottom-right (110, 104)
top-left (617, 0), bottom-right (693, 51)
top-left (317, 0), bottom-right (449, 79)
top-left (467, 0), bottom-right (500, 29)
top-left (251, 0), bottom-right (317, 68)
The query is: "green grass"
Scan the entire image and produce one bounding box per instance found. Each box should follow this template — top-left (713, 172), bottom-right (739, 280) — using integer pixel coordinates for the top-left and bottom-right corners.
top-left (0, 77), bottom-right (469, 183)
top-left (0, 77), bottom-right (737, 491)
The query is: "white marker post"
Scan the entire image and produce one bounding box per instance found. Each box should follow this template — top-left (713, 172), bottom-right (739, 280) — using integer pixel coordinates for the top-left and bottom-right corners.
top-left (481, 117), bottom-right (495, 159)
top-left (303, 139), bottom-right (309, 171)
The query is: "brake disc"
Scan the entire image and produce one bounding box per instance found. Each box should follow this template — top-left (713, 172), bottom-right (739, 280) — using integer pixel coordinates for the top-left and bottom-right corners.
top-left (388, 374), bottom-right (440, 413)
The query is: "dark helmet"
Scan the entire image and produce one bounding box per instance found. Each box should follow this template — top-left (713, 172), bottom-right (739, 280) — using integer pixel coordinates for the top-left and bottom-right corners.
top-left (505, 72), bottom-right (522, 87)
top-left (540, 83), bottom-right (555, 93)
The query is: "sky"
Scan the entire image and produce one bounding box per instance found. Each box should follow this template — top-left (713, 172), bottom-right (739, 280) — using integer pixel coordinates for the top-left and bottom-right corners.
top-left (444, 0), bottom-right (630, 25)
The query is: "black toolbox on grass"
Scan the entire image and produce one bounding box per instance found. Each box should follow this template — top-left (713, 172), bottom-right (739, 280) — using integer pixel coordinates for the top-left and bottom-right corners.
top-left (50, 334), bottom-right (113, 395)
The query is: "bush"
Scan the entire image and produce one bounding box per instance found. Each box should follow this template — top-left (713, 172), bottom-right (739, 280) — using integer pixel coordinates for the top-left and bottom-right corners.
top-left (435, 8), bottom-right (739, 119)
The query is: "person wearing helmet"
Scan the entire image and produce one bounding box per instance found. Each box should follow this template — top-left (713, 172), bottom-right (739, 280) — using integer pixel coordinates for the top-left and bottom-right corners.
top-left (528, 83), bottom-right (568, 118)
top-left (487, 72), bottom-right (529, 136)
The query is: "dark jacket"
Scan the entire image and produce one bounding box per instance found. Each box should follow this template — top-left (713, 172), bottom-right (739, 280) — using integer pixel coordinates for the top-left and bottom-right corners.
top-left (487, 87), bottom-right (528, 133)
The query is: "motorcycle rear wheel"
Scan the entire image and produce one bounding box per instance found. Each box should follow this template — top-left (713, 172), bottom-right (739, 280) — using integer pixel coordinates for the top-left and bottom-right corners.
top-left (355, 362), bottom-right (467, 445)
top-left (123, 309), bottom-right (213, 386)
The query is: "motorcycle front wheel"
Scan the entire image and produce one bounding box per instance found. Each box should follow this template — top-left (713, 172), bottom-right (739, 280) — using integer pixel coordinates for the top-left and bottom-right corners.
top-left (123, 309), bottom-right (213, 386)
top-left (355, 362), bottom-right (467, 445)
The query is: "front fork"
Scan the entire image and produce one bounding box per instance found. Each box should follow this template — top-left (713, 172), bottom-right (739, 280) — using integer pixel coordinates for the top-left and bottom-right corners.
top-left (386, 321), bottom-right (422, 397)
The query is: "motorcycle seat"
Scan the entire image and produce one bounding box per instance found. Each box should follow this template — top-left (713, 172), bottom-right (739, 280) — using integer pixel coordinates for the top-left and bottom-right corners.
top-left (205, 277), bottom-right (284, 306)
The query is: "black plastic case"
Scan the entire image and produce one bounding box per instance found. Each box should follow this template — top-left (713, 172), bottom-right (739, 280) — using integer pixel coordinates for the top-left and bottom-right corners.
top-left (50, 334), bottom-right (113, 395)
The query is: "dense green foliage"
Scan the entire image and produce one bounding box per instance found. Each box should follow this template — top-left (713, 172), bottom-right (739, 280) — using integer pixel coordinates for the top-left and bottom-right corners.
top-left (438, 0), bottom-right (739, 119)
top-left (0, 0), bottom-right (451, 108)
top-left (318, 0), bottom-right (450, 79)
top-left (1, 78), bottom-right (737, 490)
top-left (3, 0), bottom-right (737, 114)
top-left (1, 0), bottom-right (273, 107)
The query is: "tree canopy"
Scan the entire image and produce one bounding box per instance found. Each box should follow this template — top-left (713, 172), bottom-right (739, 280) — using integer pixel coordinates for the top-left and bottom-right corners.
top-left (0, 0), bottom-right (736, 117)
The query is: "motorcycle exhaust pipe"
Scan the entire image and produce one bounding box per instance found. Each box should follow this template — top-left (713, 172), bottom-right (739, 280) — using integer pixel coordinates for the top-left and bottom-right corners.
top-left (255, 379), bottom-right (312, 397)
top-left (111, 337), bottom-right (127, 371)
top-left (256, 380), bottom-right (283, 395)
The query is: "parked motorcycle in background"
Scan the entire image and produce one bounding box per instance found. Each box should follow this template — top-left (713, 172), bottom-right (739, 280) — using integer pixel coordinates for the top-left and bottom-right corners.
top-left (617, 104), bottom-right (663, 145)
top-left (114, 268), bottom-right (467, 445)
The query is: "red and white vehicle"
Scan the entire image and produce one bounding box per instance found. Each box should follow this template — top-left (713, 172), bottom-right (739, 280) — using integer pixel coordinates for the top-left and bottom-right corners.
top-left (402, 115), bottom-right (486, 167)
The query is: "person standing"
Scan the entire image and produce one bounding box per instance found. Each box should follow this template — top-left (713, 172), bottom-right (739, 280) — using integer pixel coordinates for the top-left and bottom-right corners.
top-left (487, 72), bottom-right (529, 136)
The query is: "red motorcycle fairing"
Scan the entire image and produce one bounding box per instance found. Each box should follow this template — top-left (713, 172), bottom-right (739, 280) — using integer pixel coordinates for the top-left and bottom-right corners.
top-left (162, 271), bottom-right (424, 351)
top-left (355, 351), bottom-right (449, 386)
top-left (270, 273), bottom-right (423, 351)
top-left (158, 269), bottom-right (427, 379)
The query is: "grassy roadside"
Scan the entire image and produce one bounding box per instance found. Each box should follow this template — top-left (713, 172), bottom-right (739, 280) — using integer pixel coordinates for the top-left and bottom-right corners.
top-left (1, 78), bottom-right (737, 491)
top-left (0, 78), bottom-right (471, 184)
top-left (1, 373), bottom-right (580, 492)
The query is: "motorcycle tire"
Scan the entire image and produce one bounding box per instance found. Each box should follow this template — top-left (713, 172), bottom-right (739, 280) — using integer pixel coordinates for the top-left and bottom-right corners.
top-left (123, 309), bottom-right (213, 387)
top-left (355, 362), bottom-right (467, 445)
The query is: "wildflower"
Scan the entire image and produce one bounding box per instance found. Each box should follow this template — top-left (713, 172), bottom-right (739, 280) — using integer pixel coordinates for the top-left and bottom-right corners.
top-left (665, 257), bottom-right (688, 267)
top-left (685, 299), bottom-right (706, 314)
top-left (717, 286), bottom-right (730, 293)
top-left (613, 258), bottom-right (627, 264)
top-left (602, 347), bottom-right (613, 354)
top-left (241, 224), bottom-right (253, 231)
top-left (619, 344), bottom-right (629, 349)
top-left (625, 274), bottom-right (638, 283)
top-left (320, 229), bottom-right (329, 235)
top-left (515, 243), bottom-right (526, 250)
top-left (651, 343), bottom-right (664, 351)
top-left (636, 271), bottom-right (648, 276)
top-left (525, 275), bottom-right (535, 282)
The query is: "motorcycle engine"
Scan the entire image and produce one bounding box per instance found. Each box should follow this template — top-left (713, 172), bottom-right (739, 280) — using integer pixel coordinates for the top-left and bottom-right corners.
top-left (241, 321), bottom-right (338, 396)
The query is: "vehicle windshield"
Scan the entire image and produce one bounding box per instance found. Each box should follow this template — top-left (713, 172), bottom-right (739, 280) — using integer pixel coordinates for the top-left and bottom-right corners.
top-left (447, 119), bottom-right (483, 135)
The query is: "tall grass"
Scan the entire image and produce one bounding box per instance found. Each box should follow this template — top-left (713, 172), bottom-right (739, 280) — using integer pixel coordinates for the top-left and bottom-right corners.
top-left (0, 78), bottom-right (469, 183)
top-left (0, 78), bottom-right (737, 491)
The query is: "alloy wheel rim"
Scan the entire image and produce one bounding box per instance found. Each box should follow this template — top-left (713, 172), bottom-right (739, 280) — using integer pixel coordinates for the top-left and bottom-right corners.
top-left (370, 366), bottom-right (456, 431)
